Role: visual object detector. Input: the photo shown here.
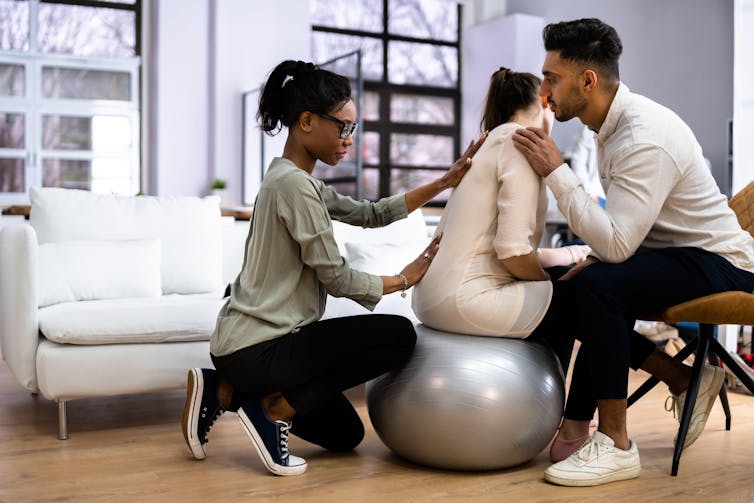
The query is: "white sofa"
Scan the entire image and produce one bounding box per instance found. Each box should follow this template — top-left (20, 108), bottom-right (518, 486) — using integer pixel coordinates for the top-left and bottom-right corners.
top-left (0, 187), bottom-right (430, 439)
top-left (0, 188), bottom-right (249, 439)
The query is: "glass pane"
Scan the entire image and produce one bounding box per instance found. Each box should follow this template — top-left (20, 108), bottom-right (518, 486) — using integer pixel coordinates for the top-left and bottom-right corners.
top-left (310, 0), bottom-right (383, 33)
top-left (390, 133), bottom-right (453, 166)
top-left (0, 157), bottom-right (24, 192)
top-left (43, 159), bottom-right (91, 190)
top-left (363, 91), bottom-right (379, 121)
top-left (324, 180), bottom-right (357, 199)
top-left (0, 0), bottom-right (30, 51)
top-left (388, 41), bottom-right (457, 87)
top-left (391, 168), bottom-right (448, 202)
top-left (42, 67), bottom-right (131, 101)
top-left (43, 114), bottom-right (132, 152)
top-left (0, 112), bottom-right (24, 148)
top-left (312, 32), bottom-right (383, 81)
top-left (43, 116), bottom-right (91, 150)
top-left (362, 131), bottom-right (380, 164)
top-left (38, 3), bottom-right (135, 57)
top-left (0, 63), bottom-right (25, 96)
top-left (391, 94), bottom-right (454, 125)
top-left (313, 163), bottom-right (355, 181)
top-left (361, 167), bottom-right (379, 200)
top-left (388, 0), bottom-right (458, 42)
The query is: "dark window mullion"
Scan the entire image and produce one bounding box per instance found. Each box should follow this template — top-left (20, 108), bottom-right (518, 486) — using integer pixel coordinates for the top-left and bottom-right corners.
top-left (366, 122), bottom-right (456, 136)
top-left (40, 0), bottom-right (137, 11)
top-left (313, 24), bottom-right (457, 48)
top-left (311, 0), bottom-right (461, 201)
top-left (378, 0), bottom-right (390, 198)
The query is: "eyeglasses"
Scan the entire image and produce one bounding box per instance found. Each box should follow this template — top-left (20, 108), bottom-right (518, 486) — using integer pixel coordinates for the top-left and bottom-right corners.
top-left (318, 113), bottom-right (358, 139)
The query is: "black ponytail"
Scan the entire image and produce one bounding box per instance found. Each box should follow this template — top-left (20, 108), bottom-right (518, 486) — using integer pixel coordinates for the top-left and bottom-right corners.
top-left (481, 67), bottom-right (541, 132)
top-left (257, 60), bottom-right (352, 136)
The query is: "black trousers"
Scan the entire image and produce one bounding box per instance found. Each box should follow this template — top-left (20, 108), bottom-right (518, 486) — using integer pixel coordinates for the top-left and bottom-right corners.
top-left (212, 314), bottom-right (416, 451)
top-left (531, 247), bottom-right (754, 421)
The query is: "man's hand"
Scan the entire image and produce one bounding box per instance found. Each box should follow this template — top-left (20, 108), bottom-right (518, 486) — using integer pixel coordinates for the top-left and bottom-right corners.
top-left (559, 256), bottom-right (599, 281)
top-left (512, 127), bottom-right (564, 177)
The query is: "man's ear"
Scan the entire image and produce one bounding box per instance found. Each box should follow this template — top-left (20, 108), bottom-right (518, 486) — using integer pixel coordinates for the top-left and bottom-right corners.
top-left (583, 69), bottom-right (598, 91)
top-left (299, 111), bottom-right (314, 133)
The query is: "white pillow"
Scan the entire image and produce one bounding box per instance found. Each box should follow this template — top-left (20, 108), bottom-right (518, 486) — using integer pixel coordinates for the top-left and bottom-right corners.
top-left (29, 187), bottom-right (222, 294)
top-left (38, 239), bottom-right (162, 307)
top-left (332, 209), bottom-right (429, 259)
top-left (346, 239), bottom-right (430, 276)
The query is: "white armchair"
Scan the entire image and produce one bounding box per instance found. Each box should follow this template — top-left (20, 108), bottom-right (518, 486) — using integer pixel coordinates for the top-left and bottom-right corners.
top-left (0, 188), bottom-right (246, 439)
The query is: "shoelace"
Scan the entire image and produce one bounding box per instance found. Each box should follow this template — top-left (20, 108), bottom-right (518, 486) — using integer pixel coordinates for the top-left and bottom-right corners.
top-left (200, 405), bottom-right (224, 443)
top-left (574, 438), bottom-right (610, 463)
top-left (664, 395), bottom-right (679, 419)
top-left (278, 422), bottom-right (292, 461)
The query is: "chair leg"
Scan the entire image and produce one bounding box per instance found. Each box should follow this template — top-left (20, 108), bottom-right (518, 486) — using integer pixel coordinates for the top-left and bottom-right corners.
top-left (627, 335), bottom-right (697, 407)
top-left (711, 337), bottom-right (754, 395)
top-left (672, 326), bottom-right (712, 476)
top-left (707, 352), bottom-right (731, 430)
top-left (58, 400), bottom-right (69, 440)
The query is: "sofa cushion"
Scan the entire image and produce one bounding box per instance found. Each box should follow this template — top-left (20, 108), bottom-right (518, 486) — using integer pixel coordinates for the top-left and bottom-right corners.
top-left (345, 239), bottom-right (430, 276)
top-left (29, 187), bottom-right (222, 295)
top-left (331, 209), bottom-right (429, 259)
top-left (38, 295), bottom-right (225, 344)
top-left (38, 239), bottom-right (162, 308)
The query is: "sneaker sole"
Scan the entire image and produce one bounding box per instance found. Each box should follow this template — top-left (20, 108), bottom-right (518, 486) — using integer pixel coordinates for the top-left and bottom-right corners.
top-left (181, 368), bottom-right (207, 460)
top-left (544, 465), bottom-right (641, 487)
top-left (237, 408), bottom-right (307, 476)
top-left (680, 366), bottom-right (725, 448)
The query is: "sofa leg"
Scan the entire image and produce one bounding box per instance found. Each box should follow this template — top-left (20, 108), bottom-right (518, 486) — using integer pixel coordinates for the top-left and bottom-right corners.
top-left (58, 400), bottom-right (69, 440)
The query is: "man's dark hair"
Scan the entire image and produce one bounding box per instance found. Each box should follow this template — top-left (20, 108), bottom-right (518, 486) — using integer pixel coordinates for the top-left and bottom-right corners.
top-left (543, 18), bottom-right (623, 81)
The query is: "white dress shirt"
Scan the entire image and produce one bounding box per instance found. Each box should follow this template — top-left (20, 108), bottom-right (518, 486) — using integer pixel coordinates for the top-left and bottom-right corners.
top-left (546, 83), bottom-right (754, 271)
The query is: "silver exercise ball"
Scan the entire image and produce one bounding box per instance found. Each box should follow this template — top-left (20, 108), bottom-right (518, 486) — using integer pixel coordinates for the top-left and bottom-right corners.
top-left (367, 324), bottom-right (565, 471)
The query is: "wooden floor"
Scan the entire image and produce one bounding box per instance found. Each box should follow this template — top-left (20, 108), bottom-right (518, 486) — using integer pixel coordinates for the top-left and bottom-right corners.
top-left (1, 361), bottom-right (752, 503)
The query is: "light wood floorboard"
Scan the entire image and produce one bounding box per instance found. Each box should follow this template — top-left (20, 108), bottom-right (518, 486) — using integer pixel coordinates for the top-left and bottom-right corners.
top-left (0, 359), bottom-right (752, 502)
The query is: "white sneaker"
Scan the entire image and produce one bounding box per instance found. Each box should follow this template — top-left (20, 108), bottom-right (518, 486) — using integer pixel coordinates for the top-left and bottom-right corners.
top-left (666, 365), bottom-right (725, 448)
top-left (544, 431), bottom-right (641, 487)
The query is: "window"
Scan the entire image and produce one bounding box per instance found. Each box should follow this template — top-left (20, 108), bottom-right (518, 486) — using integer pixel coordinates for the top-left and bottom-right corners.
top-left (311, 0), bottom-right (461, 204)
top-left (0, 0), bottom-right (140, 204)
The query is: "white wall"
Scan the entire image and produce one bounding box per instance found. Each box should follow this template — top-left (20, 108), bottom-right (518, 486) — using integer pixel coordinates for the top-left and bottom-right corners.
top-left (500, 0), bottom-right (734, 192)
top-left (148, 0), bottom-right (310, 202)
top-left (212, 0), bottom-right (310, 205)
top-left (461, 14), bottom-right (545, 143)
top-left (151, 0), bottom-right (210, 198)
top-left (733, 0), bottom-right (754, 194)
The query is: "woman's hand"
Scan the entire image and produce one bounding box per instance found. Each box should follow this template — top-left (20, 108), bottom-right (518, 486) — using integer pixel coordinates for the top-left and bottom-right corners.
top-left (535, 244), bottom-right (591, 268)
top-left (565, 244), bottom-right (591, 265)
top-left (400, 234), bottom-right (442, 286)
top-left (439, 132), bottom-right (489, 189)
top-left (380, 234), bottom-right (441, 295)
top-left (404, 132), bottom-right (488, 213)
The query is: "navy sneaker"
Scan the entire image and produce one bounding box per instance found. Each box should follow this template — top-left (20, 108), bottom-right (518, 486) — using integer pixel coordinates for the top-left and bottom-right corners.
top-left (237, 399), bottom-right (307, 476)
top-left (181, 368), bottom-right (224, 460)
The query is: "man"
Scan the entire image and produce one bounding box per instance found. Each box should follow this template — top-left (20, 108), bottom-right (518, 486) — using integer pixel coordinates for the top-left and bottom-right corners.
top-left (513, 18), bottom-right (754, 486)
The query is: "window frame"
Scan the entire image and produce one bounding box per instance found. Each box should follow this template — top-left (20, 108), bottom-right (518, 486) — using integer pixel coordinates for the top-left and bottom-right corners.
top-left (311, 0), bottom-right (462, 205)
top-left (0, 0), bottom-right (141, 204)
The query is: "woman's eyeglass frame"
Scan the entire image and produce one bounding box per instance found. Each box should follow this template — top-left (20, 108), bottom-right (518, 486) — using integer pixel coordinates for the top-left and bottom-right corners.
top-left (318, 113), bottom-right (358, 139)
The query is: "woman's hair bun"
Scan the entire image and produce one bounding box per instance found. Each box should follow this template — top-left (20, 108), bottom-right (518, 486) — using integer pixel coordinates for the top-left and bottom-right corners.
top-left (293, 60), bottom-right (316, 77)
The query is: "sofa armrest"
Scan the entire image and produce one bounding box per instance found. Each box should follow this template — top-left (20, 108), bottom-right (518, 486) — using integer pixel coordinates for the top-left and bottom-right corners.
top-left (0, 224), bottom-right (40, 392)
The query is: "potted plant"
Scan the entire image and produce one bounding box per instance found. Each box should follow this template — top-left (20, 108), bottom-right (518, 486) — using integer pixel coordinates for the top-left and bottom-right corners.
top-left (210, 179), bottom-right (227, 203)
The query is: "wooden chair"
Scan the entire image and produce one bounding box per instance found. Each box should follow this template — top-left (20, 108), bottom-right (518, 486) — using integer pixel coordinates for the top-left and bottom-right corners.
top-left (628, 180), bottom-right (754, 476)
